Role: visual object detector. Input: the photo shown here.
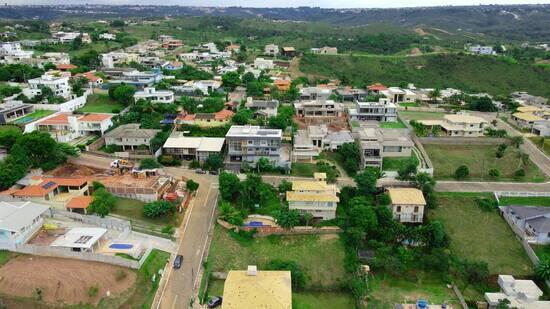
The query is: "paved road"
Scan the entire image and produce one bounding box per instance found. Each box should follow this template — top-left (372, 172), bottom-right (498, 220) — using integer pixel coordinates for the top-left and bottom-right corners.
top-left (155, 168), bottom-right (219, 309)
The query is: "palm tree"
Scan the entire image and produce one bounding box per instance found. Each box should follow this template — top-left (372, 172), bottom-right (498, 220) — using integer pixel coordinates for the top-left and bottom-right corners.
top-left (535, 259), bottom-right (550, 281)
top-left (429, 88), bottom-right (441, 104)
top-left (303, 213), bottom-right (314, 227)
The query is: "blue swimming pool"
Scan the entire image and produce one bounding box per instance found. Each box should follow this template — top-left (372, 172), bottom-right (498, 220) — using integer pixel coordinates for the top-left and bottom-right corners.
top-left (109, 243), bottom-right (133, 249)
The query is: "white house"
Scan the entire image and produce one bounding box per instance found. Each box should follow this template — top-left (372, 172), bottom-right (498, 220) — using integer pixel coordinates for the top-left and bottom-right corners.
top-left (184, 80), bottom-right (222, 95)
top-left (27, 72), bottom-right (72, 100)
top-left (134, 87), bottom-right (175, 104)
top-left (254, 58), bottom-right (274, 70)
top-left (468, 45), bottom-right (495, 55)
top-left (349, 98), bottom-right (398, 122)
top-left (310, 46), bottom-right (338, 55)
top-left (25, 112), bottom-right (114, 143)
top-left (99, 33), bottom-right (117, 40)
top-left (485, 275), bottom-right (549, 308)
top-left (0, 42), bottom-right (34, 64)
top-left (264, 44), bottom-right (279, 56)
top-left (501, 206), bottom-right (550, 244)
top-left (0, 201), bottom-right (50, 250)
top-left (163, 133), bottom-right (225, 162)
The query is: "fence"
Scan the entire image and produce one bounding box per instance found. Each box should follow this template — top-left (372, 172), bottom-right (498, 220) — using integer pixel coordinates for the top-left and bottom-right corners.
top-left (217, 219), bottom-right (343, 237)
top-left (419, 137), bottom-right (509, 145)
top-left (28, 89), bottom-right (91, 112)
top-left (50, 208), bottom-right (131, 234)
top-left (451, 283), bottom-right (468, 309)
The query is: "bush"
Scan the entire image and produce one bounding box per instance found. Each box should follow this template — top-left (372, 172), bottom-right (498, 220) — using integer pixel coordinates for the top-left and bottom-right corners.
top-left (143, 200), bottom-right (176, 218)
top-left (190, 160), bottom-right (201, 169)
top-left (161, 225), bottom-right (175, 235)
top-left (266, 259), bottom-right (307, 289)
top-left (454, 165), bottom-right (469, 179)
top-left (115, 270), bottom-right (127, 281)
top-left (514, 169), bottom-right (526, 177)
top-left (103, 144), bottom-right (122, 153)
top-left (139, 158), bottom-right (160, 169)
top-left (158, 155), bottom-right (181, 166)
top-left (87, 285), bottom-right (99, 298)
top-left (186, 179), bottom-right (199, 193)
top-left (489, 169), bottom-right (501, 178)
top-left (475, 198), bottom-right (497, 212)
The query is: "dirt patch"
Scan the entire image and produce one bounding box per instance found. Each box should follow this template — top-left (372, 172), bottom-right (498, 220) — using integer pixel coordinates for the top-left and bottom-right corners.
top-left (318, 234), bottom-right (339, 242)
top-left (414, 27), bottom-right (427, 36)
top-left (49, 163), bottom-right (105, 177)
top-left (0, 256), bottom-right (136, 305)
top-left (410, 48), bottom-right (422, 56)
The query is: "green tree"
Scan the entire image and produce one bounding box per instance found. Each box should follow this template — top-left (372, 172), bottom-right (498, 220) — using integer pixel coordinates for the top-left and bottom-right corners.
top-left (338, 142), bottom-right (361, 176)
top-left (232, 108), bottom-right (252, 125)
top-left (139, 158), bottom-right (160, 169)
top-left (186, 179), bottom-right (199, 193)
top-left (535, 258), bottom-right (550, 280)
top-left (0, 126), bottom-right (22, 151)
top-left (203, 154), bottom-right (224, 171)
top-left (454, 165), bottom-right (469, 179)
top-left (266, 259), bottom-right (307, 289)
top-left (278, 180), bottom-right (292, 194)
top-left (274, 207), bottom-right (300, 229)
top-left (143, 200), bottom-right (176, 218)
top-left (218, 201), bottom-right (244, 226)
top-left (429, 88), bottom-right (441, 104)
top-left (111, 84), bottom-right (136, 105)
top-left (397, 156), bottom-right (418, 180)
top-left (89, 188), bottom-right (116, 218)
top-left (354, 168), bottom-right (379, 196)
top-left (489, 168), bottom-right (501, 178)
top-left (221, 71), bottom-right (241, 91)
top-left (219, 171), bottom-right (240, 201)
top-left (510, 136), bottom-right (524, 148)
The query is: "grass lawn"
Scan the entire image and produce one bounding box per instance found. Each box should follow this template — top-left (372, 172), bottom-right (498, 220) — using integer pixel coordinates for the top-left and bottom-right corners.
top-left (382, 153), bottom-right (418, 171)
top-left (207, 225), bottom-right (350, 289)
top-left (399, 110), bottom-right (446, 121)
top-left (430, 193), bottom-right (533, 276)
top-left (532, 245), bottom-right (550, 261)
top-left (424, 144), bottom-right (546, 182)
top-left (111, 198), bottom-right (181, 227)
top-left (318, 151), bottom-right (349, 177)
top-left (0, 250), bottom-right (14, 268)
top-left (9, 110), bottom-right (55, 124)
top-left (291, 162), bottom-right (318, 177)
top-left (369, 272), bottom-right (459, 307)
top-left (380, 119), bottom-right (407, 129)
top-left (498, 196), bottom-right (550, 207)
top-left (399, 102), bottom-right (420, 107)
top-left (77, 94), bottom-right (125, 113)
top-left (529, 136), bottom-right (550, 156)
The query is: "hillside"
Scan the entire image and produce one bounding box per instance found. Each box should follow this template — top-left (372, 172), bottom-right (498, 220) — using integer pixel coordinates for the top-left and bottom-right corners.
top-left (299, 53), bottom-right (550, 98)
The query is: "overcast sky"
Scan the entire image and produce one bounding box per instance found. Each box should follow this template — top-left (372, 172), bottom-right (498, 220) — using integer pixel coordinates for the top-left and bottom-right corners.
top-left (6, 0), bottom-right (550, 9)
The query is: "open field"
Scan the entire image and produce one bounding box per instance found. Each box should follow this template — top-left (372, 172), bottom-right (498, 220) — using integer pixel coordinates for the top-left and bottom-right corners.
top-left (399, 102), bottom-right (420, 107)
top-left (424, 144), bottom-right (546, 182)
top-left (399, 110), bottom-right (446, 121)
top-left (0, 255), bottom-right (137, 306)
top-left (430, 193), bottom-right (533, 276)
top-left (498, 196), bottom-right (550, 207)
top-left (77, 94), bottom-right (124, 113)
top-left (207, 225), bottom-right (350, 290)
top-left (111, 197), bottom-right (182, 227)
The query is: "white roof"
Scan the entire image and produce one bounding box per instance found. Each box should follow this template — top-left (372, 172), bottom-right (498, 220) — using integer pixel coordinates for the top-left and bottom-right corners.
top-left (0, 201), bottom-right (50, 232)
top-left (51, 227), bottom-right (107, 249)
top-left (226, 125), bottom-right (282, 138)
top-left (163, 134), bottom-right (225, 152)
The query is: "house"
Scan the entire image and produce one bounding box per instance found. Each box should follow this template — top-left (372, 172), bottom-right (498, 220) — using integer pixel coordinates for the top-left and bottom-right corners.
top-left (75, 71), bottom-right (103, 88)
top-left (27, 72), bottom-right (72, 100)
top-left (184, 80), bottom-right (222, 95)
top-left (349, 98), bottom-right (398, 122)
top-left (311, 46), bottom-right (338, 55)
top-left (56, 63), bottom-right (77, 72)
top-left (468, 45), bottom-right (495, 55)
top-left (511, 112), bottom-right (545, 129)
top-left (0, 42), bottom-right (33, 64)
top-left (162, 39), bottom-right (183, 50)
top-left (65, 196), bottom-right (92, 214)
top-left (9, 176), bottom-right (90, 202)
top-left (134, 87), bottom-right (175, 104)
top-left (387, 188), bottom-right (426, 223)
top-left (222, 266), bottom-right (292, 309)
top-left (177, 109), bottom-right (234, 127)
top-left (281, 46), bottom-right (296, 57)
top-left (0, 201), bottom-right (50, 250)
top-left (287, 173), bottom-right (340, 220)
top-left (162, 133), bottom-right (225, 162)
top-left (380, 87), bottom-right (418, 103)
top-left (101, 52), bottom-right (139, 69)
top-left (0, 101), bottom-right (34, 124)
top-left (358, 128), bottom-right (413, 168)
top-left (76, 113), bottom-right (113, 136)
top-left (99, 33), bottom-right (116, 40)
top-left (245, 97), bottom-right (279, 118)
top-left (418, 113), bottom-right (488, 137)
top-left (104, 123), bottom-right (160, 151)
top-left (225, 44), bottom-right (241, 53)
top-left (511, 92), bottom-right (548, 107)
top-left (162, 61), bottom-right (184, 71)
top-left (264, 44), bottom-right (279, 56)
top-left (52, 32), bottom-right (87, 44)
top-left (27, 112), bottom-right (113, 142)
top-left (335, 88), bottom-right (368, 102)
top-left (51, 227), bottom-right (107, 253)
top-left (109, 70), bottom-right (164, 89)
top-left (294, 99), bottom-right (344, 119)
top-left (254, 58), bottom-right (274, 70)
top-left (274, 79), bottom-right (291, 92)
top-left (225, 125), bottom-right (283, 167)
top-left (532, 121), bottom-right (550, 137)
top-left (367, 83), bottom-right (388, 95)
top-left (501, 206), bottom-right (550, 244)
top-left (292, 125), bottom-right (354, 162)
top-left (485, 275), bottom-right (549, 308)
top-left (299, 86), bottom-right (332, 101)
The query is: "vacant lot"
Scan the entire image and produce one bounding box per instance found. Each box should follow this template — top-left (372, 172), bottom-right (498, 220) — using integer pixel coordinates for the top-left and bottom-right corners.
top-left (399, 110), bottom-right (446, 121)
top-left (78, 94), bottom-right (125, 113)
top-left (424, 144), bottom-right (546, 182)
top-left (0, 255), bottom-right (136, 305)
top-left (111, 197), bottom-right (182, 228)
top-left (529, 137), bottom-right (550, 156)
top-left (382, 153), bottom-right (418, 171)
top-left (207, 225), bottom-right (349, 289)
top-left (499, 196), bottom-right (550, 207)
top-left (430, 193), bottom-right (532, 276)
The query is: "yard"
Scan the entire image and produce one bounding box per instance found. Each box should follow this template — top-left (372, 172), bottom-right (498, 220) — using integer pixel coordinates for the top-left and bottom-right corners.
top-left (529, 136), bottom-right (550, 156)
top-left (498, 196), bottom-right (550, 207)
top-left (77, 94), bottom-right (125, 113)
top-left (110, 197), bottom-right (182, 228)
top-left (380, 119), bottom-right (407, 129)
top-left (382, 153), bottom-right (418, 171)
top-left (9, 110), bottom-right (55, 124)
top-left (423, 144), bottom-right (546, 182)
top-left (290, 161), bottom-right (340, 180)
top-left (398, 110), bottom-right (446, 121)
top-left (399, 102), bottom-right (420, 107)
top-left (429, 193), bottom-right (533, 276)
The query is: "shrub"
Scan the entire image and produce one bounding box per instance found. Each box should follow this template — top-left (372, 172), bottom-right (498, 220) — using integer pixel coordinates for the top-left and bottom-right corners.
top-left (139, 158), bottom-right (160, 169)
top-left (158, 154), bottom-right (181, 166)
top-left (143, 200), bottom-right (176, 218)
top-left (112, 108), bottom-right (121, 114)
top-left (115, 270), bottom-right (127, 281)
top-left (87, 285), bottom-right (99, 298)
top-left (514, 169), bottom-right (526, 177)
top-left (186, 179), bottom-right (199, 193)
top-left (190, 160), bottom-right (201, 169)
top-left (377, 193), bottom-right (391, 206)
top-left (475, 198), bottom-right (497, 212)
top-left (489, 169), bottom-right (501, 178)
top-left (161, 225), bottom-right (175, 235)
top-left (266, 259), bottom-right (307, 289)
top-left (454, 165), bottom-right (469, 179)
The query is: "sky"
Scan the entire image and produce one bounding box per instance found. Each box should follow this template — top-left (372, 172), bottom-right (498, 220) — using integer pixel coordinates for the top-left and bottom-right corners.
top-left (6, 0), bottom-right (550, 9)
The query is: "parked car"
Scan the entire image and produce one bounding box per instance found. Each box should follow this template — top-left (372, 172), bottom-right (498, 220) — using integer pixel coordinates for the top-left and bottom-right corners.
top-left (207, 296), bottom-right (222, 308)
top-left (209, 170), bottom-right (219, 175)
top-left (195, 169), bottom-right (207, 174)
top-left (173, 254), bottom-right (184, 269)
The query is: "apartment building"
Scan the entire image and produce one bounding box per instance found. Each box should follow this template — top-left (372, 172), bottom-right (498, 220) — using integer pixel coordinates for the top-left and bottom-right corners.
top-left (292, 125), bottom-right (354, 162)
top-left (387, 188), bottom-right (426, 223)
top-left (419, 113), bottom-right (488, 137)
top-left (225, 125), bottom-right (283, 166)
top-left (104, 123), bottom-right (160, 151)
top-left (134, 87), bottom-right (175, 104)
top-left (286, 173), bottom-right (340, 220)
top-left (348, 98), bottom-right (398, 122)
top-left (163, 133), bottom-right (225, 162)
top-left (294, 99), bottom-right (344, 119)
top-left (358, 127), bottom-right (413, 168)
top-left (27, 72), bottom-right (72, 100)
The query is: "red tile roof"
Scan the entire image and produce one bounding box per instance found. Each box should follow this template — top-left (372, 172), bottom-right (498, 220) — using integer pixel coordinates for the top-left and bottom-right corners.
top-left (78, 114), bottom-right (112, 122)
top-left (56, 64), bottom-right (77, 70)
top-left (12, 183), bottom-right (58, 197)
top-left (66, 196), bottom-right (92, 209)
top-left (42, 177), bottom-right (88, 187)
top-left (37, 113), bottom-right (70, 125)
top-left (214, 109), bottom-right (234, 120)
top-left (368, 83), bottom-right (387, 91)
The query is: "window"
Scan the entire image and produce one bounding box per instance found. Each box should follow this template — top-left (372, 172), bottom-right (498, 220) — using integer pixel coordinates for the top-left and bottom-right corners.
top-left (396, 206), bottom-right (401, 212)
top-left (414, 206), bottom-right (419, 213)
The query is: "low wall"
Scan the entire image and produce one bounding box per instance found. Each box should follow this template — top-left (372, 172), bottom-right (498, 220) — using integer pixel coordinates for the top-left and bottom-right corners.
top-left (217, 219), bottom-right (343, 237)
top-left (28, 90), bottom-right (91, 112)
top-left (418, 137), bottom-right (509, 145)
top-left (86, 136), bottom-right (105, 151)
top-left (50, 208), bottom-right (131, 233)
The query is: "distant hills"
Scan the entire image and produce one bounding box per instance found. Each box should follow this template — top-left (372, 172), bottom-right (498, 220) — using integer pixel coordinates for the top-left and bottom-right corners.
top-left (1, 5), bottom-right (549, 42)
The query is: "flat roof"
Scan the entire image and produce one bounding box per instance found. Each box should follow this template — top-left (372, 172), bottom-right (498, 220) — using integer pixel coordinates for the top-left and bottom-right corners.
top-left (223, 270), bottom-right (292, 309)
top-left (444, 114), bottom-right (488, 124)
top-left (0, 201), bottom-right (49, 232)
top-left (163, 134), bottom-right (225, 152)
top-left (51, 227), bottom-right (107, 249)
top-left (226, 125), bottom-right (282, 138)
top-left (388, 188), bottom-right (426, 205)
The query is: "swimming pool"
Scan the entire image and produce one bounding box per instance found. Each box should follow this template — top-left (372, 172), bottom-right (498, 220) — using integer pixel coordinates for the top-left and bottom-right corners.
top-left (109, 243), bottom-right (134, 249)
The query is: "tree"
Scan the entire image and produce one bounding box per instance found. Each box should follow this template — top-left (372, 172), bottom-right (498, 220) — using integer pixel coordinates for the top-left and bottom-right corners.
top-left (535, 258), bottom-right (550, 280)
top-left (466, 96), bottom-right (497, 112)
top-left (303, 213), bottom-right (314, 227)
top-left (354, 168), bottom-right (379, 196)
top-left (111, 20), bottom-right (125, 27)
top-left (186, 179), bottom-right (199, 193)
top-left (338, 142), bottom-right (361, 176)
top-left (139, 158), bottom-right (160, 169)
top-left (232, 108), bottom-right (252, 125)
top-left (278, 180), bottom-right (292, 194)
top-left (246, 81), bottom-right (264, 97)
top-left (143, 200), bottom-right (176, 218)
top-left (203, 154), bottom-right (224, 171)
top-left (429, 88), bottom-right (441, 104)
top-left (111, 84), bottom-right (136, 105)
top-left (489, 168), bottom-right (501, 178)
top-left (397, 156), bottom-right (418, 180)
top-left (274, 207), bottom-right (300, 229)
top-left (218, 201), bottom-right (243, 226)
top-left (241, 72), bottom-right (255, 85)
top-left (0, 126), bottom-right (22, 151)
top-left (454, 165), bottom-right (469, 179)
top-left (221, 71), bottom-right (240, 91)
top-left (219, 171), bottom-right (240, 201)
top-left (89, 188), bottom-right (116, 218)
top-left (266, 259), bottom-right (306, 289)
top-left (510, 136), bottom-right (524, 148)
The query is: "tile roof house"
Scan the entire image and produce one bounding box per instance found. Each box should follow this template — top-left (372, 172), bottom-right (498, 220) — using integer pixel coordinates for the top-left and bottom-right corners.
top-left (387, 188), bottom-right (426, 223)
top-left (222, 266), bottom-right (292, 309)
top-left (8, 176), bottom-right (90, 202)
top-left (26, 112), bottom-right (114, 143)
top-left (501, 206), bottom-right (550, 244)
top-left (511, 112), bottom-right (545, 129)
top-left (0, 201), bottom-right (50, 250)
top-left (65, 196), bottom-right (92, 214)
top-left (286, 173), bottom-right (339, 220)
top-left (176, 109), bottom-right (234, 127)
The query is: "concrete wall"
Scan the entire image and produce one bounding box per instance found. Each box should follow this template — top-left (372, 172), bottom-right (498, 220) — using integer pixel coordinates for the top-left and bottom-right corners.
top-left (28, 89), bottom-right (91, 112)
top-left (419, 137), bottom-right (509, 145)
top-left (50, 209), bottom-right (131, 234)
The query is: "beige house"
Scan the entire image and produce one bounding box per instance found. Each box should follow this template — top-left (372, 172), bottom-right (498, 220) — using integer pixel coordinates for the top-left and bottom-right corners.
top-left (286, 173), bottom-right (339, 220)
top-left (511, 112), bottom-right (545, 129)
top-left (387, 188), bottom-right (426, 223)
top-left (419, 113), bottom-right (488, 137)
top-left (223, 266), bottom-right (292, 309)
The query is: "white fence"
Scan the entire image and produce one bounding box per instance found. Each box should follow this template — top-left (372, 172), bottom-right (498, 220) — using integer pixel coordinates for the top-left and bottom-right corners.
top-left (28, 89), bottom-right (91, 112)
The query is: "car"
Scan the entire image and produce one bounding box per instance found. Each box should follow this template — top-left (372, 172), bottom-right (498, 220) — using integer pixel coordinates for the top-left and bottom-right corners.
top-left (209, 170), bottom-right (219, 175)
top-left (173, 254), bottom-right (183, 269)
top-left (207, 296), bottom-right (222, 308)
top-left (195, 169), bottom-right (207, 174)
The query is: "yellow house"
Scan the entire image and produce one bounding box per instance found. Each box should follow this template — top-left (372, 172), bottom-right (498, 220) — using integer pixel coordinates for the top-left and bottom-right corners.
top-left (387, 188), bottom-right (426, 223)
top-left (222, 266), bottom-right (292, 309)
top-left (511, 112), bottom-right (544, 129)
top-left (286, 173), bottom-right (339, 220)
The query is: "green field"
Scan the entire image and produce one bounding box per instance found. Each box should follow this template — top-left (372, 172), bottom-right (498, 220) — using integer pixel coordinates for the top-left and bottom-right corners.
top-left (300, 53), bottom-right (550, 98)
top-left (111, 198), bottom-right (181, 227)
top-left (380, 119), bottom-right (407, 128)
top-left (207, 225), bottom-right (350, 290)
top-left (382, 153), bottom-right (418, 171)
top-left (529, 137), bottom-right (550, 156)
top-left (424, 144), bottom-right (546, 182)
top-left (399, 102), bottom-right (420, 107)
top-left (499, 196), bottom-right (550, 207)
top-left (78, 94), bottom-right (125, 113)
top-left (291, 162), bottom-right (319, 177)
top-left (430, 193), bottom-right (533, 276)
top-left (399, 110), bottom-right (446, 121)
